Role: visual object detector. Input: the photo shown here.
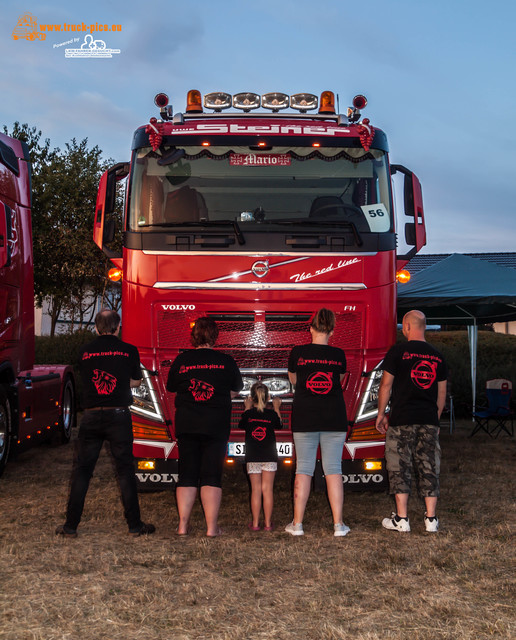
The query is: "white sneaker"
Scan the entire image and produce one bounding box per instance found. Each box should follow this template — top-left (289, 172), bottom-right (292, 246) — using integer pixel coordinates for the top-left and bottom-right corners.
top-left (382, 513), bottom-right (411, 532)
top-left (334, 522), bottom-right (350, 537)
top-left (285, 521), bottom-right (304, 536)
top-left (424, 515), bottom-right (439, 532)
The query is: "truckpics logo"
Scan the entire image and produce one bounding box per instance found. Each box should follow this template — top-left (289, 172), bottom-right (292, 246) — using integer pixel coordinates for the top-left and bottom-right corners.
top-left (306, 371), bottom-right (333, 395)
top-left (411, 360), bottom-right (438, 389)
top-left (12, 13), bottom-right (122, 58)
top-left (189, 379), bottom-right (215, 401)
top-left (12, 13), bottom-right (46, 41)
top-left (92, 369), bottom-right (117, 395)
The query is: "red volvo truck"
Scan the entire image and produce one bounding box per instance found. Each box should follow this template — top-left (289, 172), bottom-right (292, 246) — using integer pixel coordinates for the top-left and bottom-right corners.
top-left (93, 89), bottom-right (425, 489)
top-left (0, 132), bottom-right (76, 476)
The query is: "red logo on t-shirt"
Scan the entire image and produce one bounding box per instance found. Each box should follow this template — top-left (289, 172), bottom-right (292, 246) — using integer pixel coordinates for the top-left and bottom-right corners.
top-left (189, 378), bottom-right (215, 401)
top-left (411, 360), bottom-right (438, 389)
top-left (306, 371), bottom-right (332, 395)
top-left (252, 426), bottom-right (267, 441)
top-left (92, 369), bottom-right (117, 395)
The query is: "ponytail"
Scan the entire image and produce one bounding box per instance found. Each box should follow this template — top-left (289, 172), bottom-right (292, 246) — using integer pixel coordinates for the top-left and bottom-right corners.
top-left (251, 382), bottom-right (269, 413)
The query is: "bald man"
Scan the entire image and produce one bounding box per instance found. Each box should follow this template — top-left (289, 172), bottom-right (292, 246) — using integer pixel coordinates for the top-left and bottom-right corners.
top-left (376, 310), bottom-right (448, 533)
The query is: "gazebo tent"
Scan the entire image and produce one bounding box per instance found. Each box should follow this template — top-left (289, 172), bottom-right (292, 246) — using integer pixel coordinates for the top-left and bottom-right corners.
top-left (397, 253), bottom-right (516, 413)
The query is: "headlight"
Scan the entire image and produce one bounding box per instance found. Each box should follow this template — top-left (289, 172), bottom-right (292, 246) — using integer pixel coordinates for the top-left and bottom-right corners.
top-left (355, 366), bottom-right (384, 423)
top-left (131, 366), bottom-right (164, 422)
top-left (240, 377), bottom-right (258, 395)
top-left (263, 377), bottom-right (291, 396)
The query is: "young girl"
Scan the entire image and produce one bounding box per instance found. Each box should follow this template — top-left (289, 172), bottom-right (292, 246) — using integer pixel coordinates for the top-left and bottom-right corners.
top-left (238, 382), bottom-right (282, 531)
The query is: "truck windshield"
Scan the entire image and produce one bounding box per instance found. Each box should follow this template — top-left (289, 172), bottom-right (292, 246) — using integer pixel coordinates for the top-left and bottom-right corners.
top-left (128, 145), bottom-right (392, 233)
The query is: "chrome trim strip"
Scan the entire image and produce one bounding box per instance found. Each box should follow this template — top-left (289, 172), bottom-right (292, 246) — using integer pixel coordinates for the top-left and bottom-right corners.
top-left (143, 250), bottom-right (376, 257)
top-left (153, 282), bottom-right (367, 290)
top-left (344, 441), bottom-right (385, 461)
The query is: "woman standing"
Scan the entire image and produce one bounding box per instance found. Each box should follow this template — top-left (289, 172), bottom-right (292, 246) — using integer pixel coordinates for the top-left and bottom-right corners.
top-left (166, 317), bottom-right (243, 536)
top-left (285, 308), bottom-right (349, 537)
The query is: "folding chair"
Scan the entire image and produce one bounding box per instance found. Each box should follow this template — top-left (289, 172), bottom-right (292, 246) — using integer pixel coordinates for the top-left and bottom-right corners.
top-left (471, 379), bottom-right (514, 437)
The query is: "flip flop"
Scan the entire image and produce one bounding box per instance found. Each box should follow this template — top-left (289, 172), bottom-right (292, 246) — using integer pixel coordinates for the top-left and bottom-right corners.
top-left (248, 523), bottom-right (261, 531)
top-left (207, 527), bottom-right (224, 537)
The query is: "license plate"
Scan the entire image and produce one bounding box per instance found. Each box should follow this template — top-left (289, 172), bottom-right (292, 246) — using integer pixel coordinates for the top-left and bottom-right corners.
top-left (227, 442), bottom-right (293, 457)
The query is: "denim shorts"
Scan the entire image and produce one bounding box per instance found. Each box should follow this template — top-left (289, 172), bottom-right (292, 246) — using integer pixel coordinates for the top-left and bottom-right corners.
top-left (293, 431), bottom-right (347, 476)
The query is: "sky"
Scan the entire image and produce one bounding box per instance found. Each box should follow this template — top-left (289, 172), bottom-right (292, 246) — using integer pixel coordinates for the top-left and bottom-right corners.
top-left (2, 0), bottom-right (515, 254)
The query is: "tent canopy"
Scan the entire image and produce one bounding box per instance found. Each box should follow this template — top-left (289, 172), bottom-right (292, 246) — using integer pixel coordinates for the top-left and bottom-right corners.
top-left (397, 253), bottom-right (516, 325)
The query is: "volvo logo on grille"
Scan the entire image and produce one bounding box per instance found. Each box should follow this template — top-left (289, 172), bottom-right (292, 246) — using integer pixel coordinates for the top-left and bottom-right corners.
top-left (252, 260), bottom-right (269, 278)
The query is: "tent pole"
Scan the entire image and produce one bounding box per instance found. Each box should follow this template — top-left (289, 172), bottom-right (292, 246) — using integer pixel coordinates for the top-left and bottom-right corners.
top-left (467, 322), bottom-right (478, 421)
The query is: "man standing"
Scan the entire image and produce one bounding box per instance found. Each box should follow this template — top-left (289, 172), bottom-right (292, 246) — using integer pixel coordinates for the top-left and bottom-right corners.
top-left (376, 310), bottom-right (447, 533)
top-left (56, 309), bottom-right (155, 538)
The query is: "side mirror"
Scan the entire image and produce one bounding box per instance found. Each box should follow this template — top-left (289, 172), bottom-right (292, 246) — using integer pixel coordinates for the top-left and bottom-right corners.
top-left (93, 162), bottom-right (129, 259)
top-left (0, 203), bottom-right (11, 268)
top-left (391, 164), bottom-right (426, 268)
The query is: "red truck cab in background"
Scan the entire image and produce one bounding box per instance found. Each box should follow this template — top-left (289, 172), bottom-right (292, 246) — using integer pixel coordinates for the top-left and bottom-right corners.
top-left (93, 90), bottom-right (426, 490)
top-left (0, 132), bottom-right (76, 476)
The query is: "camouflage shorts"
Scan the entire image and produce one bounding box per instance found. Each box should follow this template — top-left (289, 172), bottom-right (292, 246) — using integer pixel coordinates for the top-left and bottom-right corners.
top-left (385, 424), bottom-right (441, 497)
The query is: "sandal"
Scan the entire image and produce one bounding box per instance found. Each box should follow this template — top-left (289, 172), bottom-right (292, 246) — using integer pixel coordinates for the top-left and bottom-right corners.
top-left (248, 523), bottom-right (261, 531)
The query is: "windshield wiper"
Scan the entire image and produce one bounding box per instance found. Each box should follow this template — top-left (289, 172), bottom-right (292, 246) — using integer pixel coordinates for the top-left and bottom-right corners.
top-left (152, 220), bottom-right (245, 245)
top-left (270, 220), bottom-right (363, 246)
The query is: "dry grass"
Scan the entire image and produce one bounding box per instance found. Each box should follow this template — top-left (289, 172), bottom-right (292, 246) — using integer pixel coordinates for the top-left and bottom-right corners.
top-left (0, 421), bottom-right (514, 640)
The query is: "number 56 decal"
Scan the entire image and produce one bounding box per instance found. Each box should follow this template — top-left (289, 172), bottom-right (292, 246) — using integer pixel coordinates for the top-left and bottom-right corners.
top-left (360, 203), bottom-right (390, 232)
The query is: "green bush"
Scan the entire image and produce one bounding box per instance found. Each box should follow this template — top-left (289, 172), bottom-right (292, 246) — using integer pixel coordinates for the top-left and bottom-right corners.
top-left (35, 329), bottom-right (96, 366)
top-left (35, 329), bottom-right (96, 409)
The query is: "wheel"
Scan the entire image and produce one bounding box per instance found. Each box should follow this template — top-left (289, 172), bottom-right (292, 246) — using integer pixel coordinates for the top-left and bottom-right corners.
top-left (58, 376), bottom-right (76, 444)
top-left (0, 386), bottom-right (12, 477)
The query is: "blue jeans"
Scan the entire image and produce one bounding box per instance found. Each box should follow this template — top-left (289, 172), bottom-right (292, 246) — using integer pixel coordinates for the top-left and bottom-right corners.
top-left (65, 408), bottom-right (142, 531)
top-left (293, 431), bottom-right (347, 476)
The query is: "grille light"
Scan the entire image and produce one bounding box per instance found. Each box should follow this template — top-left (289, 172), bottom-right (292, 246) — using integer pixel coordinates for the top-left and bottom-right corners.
top-left (204, 92), bottom-right (232, 111)
top-left (355, 366), bottom-right (384, 423)
top-left (233, 92), bottom-right (260, 111)
top-left (290, 93), bottom-right (318, 112)
top-left (131, 366), bottom-right (164, 422)
top-left (262, 92), bottom-right (289, 111)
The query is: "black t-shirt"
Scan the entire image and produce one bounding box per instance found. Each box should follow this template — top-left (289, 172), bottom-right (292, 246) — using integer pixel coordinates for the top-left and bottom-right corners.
top-left (382, 340), bottom-right (448, 427)
top-left (288, 343), bottom-right (348, 432)
top-left (79, 334), bottom-right (141, 408)
top-left (166, 348), bottom-right (243, 439)
top-left (238, 407), bottom-right (280, 463)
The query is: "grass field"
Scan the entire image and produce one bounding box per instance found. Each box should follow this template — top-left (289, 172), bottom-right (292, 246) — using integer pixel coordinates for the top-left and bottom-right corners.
top-left (0, 421), bottom-right (514, 639)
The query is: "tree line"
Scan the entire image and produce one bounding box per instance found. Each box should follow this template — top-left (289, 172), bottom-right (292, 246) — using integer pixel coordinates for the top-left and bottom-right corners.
top-left (3, 122), bottom-right (121, 336)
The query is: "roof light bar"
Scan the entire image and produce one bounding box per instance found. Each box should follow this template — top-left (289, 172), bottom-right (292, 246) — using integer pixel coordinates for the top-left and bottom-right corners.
top-left (290, 93), bottom-right (318, 112)
top-left (262, 92), bottom-right (289, 111)
top-left (233, 92), bottom-right (260, 111)
top-left (204, 92), bottom-right (232, 111)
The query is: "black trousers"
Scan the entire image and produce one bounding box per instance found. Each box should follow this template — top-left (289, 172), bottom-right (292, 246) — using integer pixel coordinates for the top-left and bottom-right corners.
top-left (65, 408), bottom-right (142, 531)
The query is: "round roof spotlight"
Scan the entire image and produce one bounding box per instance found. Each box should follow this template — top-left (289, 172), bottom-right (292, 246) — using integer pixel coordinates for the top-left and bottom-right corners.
top-left (204, 92), bottom-right (232, 111)
top-left (233, 92), bottom-right (260, 111)
top-left (262, 92), bottom-right (289, 111)
top-left (154, 93), bottom-right (169, 108)
top-left (290, 93), bottom-right (318, 112)
top-left (352, 95), bottom-right (367, 110)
